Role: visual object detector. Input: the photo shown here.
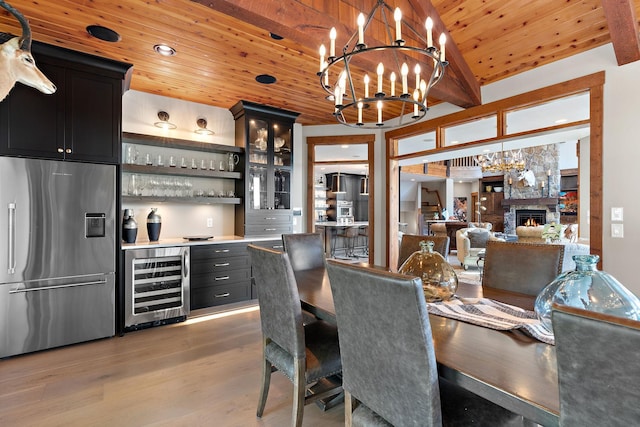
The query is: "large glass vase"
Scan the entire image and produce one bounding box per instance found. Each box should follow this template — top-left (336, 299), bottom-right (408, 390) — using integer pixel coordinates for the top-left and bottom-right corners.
top-left (398, 240), bottom-right (458, 302)
top-left (534, 255), bottom-right (640, 332)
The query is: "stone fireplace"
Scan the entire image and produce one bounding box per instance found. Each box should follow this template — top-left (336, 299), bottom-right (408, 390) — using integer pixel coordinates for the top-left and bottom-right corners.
top-left (501, 144), bottom-right (561, 234)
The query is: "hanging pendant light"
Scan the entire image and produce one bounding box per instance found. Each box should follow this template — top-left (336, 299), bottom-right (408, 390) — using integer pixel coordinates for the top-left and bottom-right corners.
top-left (331, 171), bottom-right (346, 193)
top-left (360, 166), bottom-right (369, 195)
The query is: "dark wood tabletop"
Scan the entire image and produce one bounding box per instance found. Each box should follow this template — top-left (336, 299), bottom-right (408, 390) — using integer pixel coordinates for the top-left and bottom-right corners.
top-left (294, 266), bottom-right (559, 427)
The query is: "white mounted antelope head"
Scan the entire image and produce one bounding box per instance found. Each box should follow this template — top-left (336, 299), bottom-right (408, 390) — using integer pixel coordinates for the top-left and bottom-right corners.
top-left (1, 0), bottom-right (56, 101)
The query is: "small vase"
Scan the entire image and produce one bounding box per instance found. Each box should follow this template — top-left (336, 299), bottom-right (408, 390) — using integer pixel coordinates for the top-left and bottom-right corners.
top-left (398, 240), bottom-right (458, 302)
top-left (146, 208), bottom-right (162, 242)
top-left (534, 254), bottom-right (640, 332)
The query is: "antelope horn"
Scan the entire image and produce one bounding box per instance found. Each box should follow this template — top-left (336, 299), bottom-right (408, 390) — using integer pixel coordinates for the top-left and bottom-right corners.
top-left (0, 0), bottom-right (32, 51)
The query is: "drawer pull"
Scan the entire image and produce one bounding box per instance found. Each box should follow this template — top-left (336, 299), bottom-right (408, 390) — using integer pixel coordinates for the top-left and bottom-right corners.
top-left (214, 292), bottom-right (230, 298)
top-left (215, 249), bottom-right (230, 253)
top-left (265, 217), bottom-right (276, 220)
top-left (214, 262), bottom-right (230, 267)
top-left (272, 245), bottom-right (284, 249)
top-left (215, 276), bottom-right (230, 281)
top-left (265, 228), bottom-right (276, 231)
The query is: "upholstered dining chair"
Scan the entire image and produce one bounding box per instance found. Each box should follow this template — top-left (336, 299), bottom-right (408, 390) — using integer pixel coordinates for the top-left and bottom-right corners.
top-left (397, 234), bottom-right (450, 270)
top-left (248, 245), bottom-right (342, 427)
top-left (482, 241), bottom-right (564, 296)
top-left (552, 304), bottom-right (640, 426)
top-left (282, 232), bottom-right (326, 271)
top-left (326, 260), bottom-right (522, 427)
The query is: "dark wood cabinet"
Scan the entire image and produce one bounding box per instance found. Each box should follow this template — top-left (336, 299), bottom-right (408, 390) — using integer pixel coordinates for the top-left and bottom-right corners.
top-left (230, 101), bottom-right (299, 237)
top-left (190, 243), bottom-right (252, 309)
top-left (0, 41), bottom-right (132, 164)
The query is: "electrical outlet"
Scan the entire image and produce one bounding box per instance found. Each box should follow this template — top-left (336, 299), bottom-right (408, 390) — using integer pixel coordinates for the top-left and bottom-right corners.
top-left (206, 217), bottom-right (213, 228)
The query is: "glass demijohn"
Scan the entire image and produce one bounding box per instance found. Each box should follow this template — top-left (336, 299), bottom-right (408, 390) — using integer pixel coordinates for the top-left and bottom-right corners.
top-left (535, 255), bottom-right (640, 332)
top-left (398, 240), bottom-right (458, 302)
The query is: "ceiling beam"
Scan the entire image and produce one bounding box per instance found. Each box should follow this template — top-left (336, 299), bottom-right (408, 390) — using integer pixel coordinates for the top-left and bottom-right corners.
top-left (193, 0), bottom-right (482, 108)
top-left (601, 0), bottom-right (640, 65)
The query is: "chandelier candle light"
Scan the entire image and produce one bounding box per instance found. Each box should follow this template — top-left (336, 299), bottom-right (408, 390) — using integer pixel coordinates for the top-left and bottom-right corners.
top-left (318, 0), bottom-right (448, 128)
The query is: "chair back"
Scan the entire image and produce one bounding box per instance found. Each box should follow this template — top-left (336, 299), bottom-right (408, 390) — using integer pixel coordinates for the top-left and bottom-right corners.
top-left (326, 260), bottom-right (442, 426)
top-left (282, 232), bottom-right (325, 271)
top-left (248, 244), bottom-right (305, 358)
top-left (398, 234), bottom-right (450, 269)
top-left (482, 241), bottom-right (564, 296)
top-left (553, 304), bottom-right (640, 426)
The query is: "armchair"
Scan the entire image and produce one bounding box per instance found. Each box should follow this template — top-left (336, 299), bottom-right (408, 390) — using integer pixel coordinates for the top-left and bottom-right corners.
top-left (456, 228), bottom-right (504, 270)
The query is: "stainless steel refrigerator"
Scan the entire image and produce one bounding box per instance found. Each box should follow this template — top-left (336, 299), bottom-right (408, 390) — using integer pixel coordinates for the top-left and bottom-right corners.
top-left (0, 157), bottom-right (116, 358)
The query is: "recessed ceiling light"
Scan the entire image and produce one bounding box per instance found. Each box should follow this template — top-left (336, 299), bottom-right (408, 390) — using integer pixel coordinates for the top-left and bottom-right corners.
top-left (450, 140), bottom-right (459, 144)
top-left (555, 118), bottom-right (568, 124)
top-left (154, 44), bottom-right (176, 56)
top-left (483, 148), bottom-right (491, 153)
top-left (341, 145), bottom-right (349, 149)
top-left (86, 25), bottom-right (121, 42)
top-left (411, 178), bottom-right (416, 181)
top-left (256, 74), bottom-right (277, 84)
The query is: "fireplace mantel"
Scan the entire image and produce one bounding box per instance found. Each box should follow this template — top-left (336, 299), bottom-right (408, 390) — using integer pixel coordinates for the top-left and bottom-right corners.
top-left (501, 198), bottom-right (559, 208)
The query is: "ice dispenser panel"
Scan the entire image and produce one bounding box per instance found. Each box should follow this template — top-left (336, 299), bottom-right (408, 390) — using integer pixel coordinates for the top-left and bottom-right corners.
top-left (85, 213), bottom-right (106, 238)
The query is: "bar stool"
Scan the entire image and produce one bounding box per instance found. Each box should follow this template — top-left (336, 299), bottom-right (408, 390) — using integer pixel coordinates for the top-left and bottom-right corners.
top-left (336, 225), bottom-right (359, 258)
top-left (356, 225), bottom-right (369, 258)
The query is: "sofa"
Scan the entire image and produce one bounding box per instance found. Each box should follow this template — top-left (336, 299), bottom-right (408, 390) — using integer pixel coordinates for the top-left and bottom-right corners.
top-left (515, 225), bottom-right (589, 271)
top-left (456, 227), bottom-right (505, 270)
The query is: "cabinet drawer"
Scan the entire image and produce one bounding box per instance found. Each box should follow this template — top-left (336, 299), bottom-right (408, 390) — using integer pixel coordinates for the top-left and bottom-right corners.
top-left (245, 223), bottom-right (292, 236)
top-left (191, 280), bottom-right (252, 309)
top-left (190, 243), bottom-right (248, 260)
top-left (250, 239), bottom-right (284, 251)
top-left (246, 211), bottom-right (293, 224)
top-left (191, 255), bottom-right (250, 275)
top-left (191, 268), bottom-right (251, 289)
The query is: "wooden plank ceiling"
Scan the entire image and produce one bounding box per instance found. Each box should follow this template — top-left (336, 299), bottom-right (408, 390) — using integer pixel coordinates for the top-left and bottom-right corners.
top-left (1, 0), bottom-right (638, 125)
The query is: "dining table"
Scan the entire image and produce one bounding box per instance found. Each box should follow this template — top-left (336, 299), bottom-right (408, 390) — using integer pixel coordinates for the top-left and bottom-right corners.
top-left (294, 266), bottom-right (560, 427)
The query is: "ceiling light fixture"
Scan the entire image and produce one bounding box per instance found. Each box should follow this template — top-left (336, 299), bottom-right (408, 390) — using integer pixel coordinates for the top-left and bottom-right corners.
top-left (153, 44), bottom-right (176, 56)
top-left (475, 141), bottom-right (526, 173)
top-left (194, 118), bottom-right (214, 135)
top-left (154, 111), bottom-right (176, 129)
top-left (318, 0), bottom-right (447, 129)
top-left (330, 171), bottom-right (346, 194)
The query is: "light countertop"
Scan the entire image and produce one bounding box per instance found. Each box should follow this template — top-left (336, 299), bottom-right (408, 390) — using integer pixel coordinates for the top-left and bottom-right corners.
top-left (121, 235), bottom-right (280, 250)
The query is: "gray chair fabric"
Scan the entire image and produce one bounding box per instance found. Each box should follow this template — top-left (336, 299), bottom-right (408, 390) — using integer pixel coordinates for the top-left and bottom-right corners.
top-left (553, 304), bottom-right (640, 427)
top-left (248, 245), bottom-right (342, 427)
top-left (282, 232), bottom-right (326, 271)
top-left (326, 260), bottom-right (522, 427)
top-left (398, 234), bottom-right (450, 269)
top-left (482, 241), bottom-right (564, 296)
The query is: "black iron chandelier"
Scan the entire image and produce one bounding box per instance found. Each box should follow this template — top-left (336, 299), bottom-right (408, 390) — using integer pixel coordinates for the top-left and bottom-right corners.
top-left (318, 0), bottom-right (448, 129)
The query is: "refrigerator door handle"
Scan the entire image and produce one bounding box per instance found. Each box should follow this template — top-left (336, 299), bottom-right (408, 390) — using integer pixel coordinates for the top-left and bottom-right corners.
top-left (7, 202), bottom-right (16, 274)
top-left (183, 250), bottom-right (189, 278)
top-left (9, 279), bottom-right (108, 294)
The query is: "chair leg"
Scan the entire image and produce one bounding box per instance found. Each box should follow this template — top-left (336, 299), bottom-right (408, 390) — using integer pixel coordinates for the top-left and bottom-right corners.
top-left (345, 391), bottom-right (355, 427)
top-left (292, 358), bottom-right (306, 427)
top-left (256, 356), bottom-right (272, 417)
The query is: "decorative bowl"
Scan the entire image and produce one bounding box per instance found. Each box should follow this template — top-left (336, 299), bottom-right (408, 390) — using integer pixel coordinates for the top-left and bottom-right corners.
top-left (494, 186), bottom-right (503, 192)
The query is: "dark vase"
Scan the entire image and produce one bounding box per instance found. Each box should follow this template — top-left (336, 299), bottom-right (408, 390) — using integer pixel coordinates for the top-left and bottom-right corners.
top-left (146, 208), bottom-right (162, 242)
top-left (122, 209), bottom-right (138, 244)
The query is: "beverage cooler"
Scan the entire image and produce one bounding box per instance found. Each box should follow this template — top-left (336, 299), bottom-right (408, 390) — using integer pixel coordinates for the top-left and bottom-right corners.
top-left (124, 246), bottom-right (190, 331)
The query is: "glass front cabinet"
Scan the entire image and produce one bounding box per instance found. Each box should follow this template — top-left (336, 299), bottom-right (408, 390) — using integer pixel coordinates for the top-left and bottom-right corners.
top-left (230, 101), bottom-right (300, 237)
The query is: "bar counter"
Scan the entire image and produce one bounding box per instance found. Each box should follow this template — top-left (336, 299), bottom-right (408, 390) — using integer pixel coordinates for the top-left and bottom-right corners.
top-left (315, 221), bottom-right (369, 257)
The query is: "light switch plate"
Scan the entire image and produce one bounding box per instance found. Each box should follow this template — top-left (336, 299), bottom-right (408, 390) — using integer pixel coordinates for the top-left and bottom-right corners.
top-left (611, 223), bottom-right (624, 238)
top-left (611, 207), bottom-right (624, 222)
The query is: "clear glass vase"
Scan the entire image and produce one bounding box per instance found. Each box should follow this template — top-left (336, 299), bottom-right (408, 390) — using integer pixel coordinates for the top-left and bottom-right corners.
top-left (398, 240), bottom-right (458, 302)
top-left (534, 254), bottom-right (640, 332)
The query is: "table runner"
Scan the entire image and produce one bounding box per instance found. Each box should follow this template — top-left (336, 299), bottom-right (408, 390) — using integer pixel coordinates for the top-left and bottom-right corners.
top-left (427, 297), bottom-right (555, 345)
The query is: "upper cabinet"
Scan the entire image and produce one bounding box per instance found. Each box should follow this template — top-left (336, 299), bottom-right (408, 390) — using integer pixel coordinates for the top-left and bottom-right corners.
top-left (0, 41), bottom-right (132, 164)
top-left (230, 101), bottom-right (299, 237)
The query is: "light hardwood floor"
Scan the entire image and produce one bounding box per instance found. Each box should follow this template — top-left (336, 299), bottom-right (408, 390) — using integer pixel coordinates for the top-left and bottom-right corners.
top-left (0, 303), bottom-right (344, 426)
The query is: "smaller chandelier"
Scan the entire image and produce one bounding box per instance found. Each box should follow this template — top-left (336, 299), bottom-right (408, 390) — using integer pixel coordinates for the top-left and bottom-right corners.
top-left (475, 147), bottom-right (526, 173)
top-left (318, 0), bottom-right (448, 129)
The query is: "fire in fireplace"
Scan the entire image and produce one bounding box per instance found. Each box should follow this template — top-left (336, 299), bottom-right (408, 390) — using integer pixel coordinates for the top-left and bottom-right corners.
top-left (516, 209), bottom-right (546, 227)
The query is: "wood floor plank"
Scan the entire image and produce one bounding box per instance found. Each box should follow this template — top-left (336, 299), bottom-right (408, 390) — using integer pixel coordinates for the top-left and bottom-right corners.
top-left (0, 305), bottom-right (344, 426)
